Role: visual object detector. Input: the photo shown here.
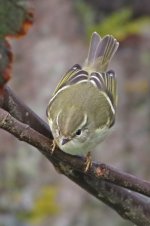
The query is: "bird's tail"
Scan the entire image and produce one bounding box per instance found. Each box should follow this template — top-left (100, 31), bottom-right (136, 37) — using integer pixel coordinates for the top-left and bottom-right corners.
top-left (84, 32), bottom-right (119, 73)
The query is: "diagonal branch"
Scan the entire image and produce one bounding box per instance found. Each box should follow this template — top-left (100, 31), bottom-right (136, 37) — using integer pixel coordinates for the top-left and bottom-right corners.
top-left (0, 107), bottom-right (150, 226)
top-left (1, 86), bottom-right (150, 197)
top-left (1, 86), bottom-right (51, 138)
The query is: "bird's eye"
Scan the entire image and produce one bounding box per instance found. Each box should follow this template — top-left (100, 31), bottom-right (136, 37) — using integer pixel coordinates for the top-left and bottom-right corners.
top-left (76, 129), bottom-right (82, 136)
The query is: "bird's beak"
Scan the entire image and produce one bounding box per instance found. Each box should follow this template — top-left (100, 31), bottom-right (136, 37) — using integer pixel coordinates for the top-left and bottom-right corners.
top-left (61, 138), bottom-right (70, 145)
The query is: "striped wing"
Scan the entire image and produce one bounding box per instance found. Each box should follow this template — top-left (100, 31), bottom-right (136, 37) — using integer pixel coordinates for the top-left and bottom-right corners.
top-left (52, 66), bottom-right (117, 108)
top-left (53, 64), bottom-right (88, 95)
top-left (46, 64), bottom-right (89, 116)
top-left (90, 70), bottom-right (117, 107)
top-left (53, 67), bottom-right (117, 109)
top-left (102, 70), bottom-right (117, 106)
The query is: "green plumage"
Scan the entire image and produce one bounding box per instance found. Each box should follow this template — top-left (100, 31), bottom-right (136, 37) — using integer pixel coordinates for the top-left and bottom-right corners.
top-left (49, 82), bottom-right (113, 136)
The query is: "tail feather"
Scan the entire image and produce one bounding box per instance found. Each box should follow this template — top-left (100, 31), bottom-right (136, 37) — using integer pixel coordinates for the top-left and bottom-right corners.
top-left (86, 32), bottom-right (101, 66)
top-left (84, 32), bottom-right (119, 72)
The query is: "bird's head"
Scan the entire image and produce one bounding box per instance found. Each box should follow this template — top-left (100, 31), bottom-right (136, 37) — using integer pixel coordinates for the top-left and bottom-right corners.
top-left (52, 105), bottom-right (90, 154)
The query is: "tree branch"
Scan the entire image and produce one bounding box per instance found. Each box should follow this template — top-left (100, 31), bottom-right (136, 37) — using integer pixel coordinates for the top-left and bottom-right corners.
top-left (1, 86), bottom-right (150, 197)
top-left (1, 86), bottom-right (51, 138)
top-left (0, 106), bottom-right (150, 226)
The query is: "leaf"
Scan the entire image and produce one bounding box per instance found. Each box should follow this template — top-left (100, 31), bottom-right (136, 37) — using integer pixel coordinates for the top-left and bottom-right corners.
top-left (0, 0), bottom-right (33, 39)
top-left (0, 40), bottom-right (13, 91)
top-left (80, 7), bottom-right (150, 41)
top-left (0, 0), bottom-right (33, 91)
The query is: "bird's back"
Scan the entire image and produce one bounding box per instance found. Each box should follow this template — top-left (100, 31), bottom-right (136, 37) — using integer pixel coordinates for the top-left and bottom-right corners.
top-left (50, 81), bottom-right (114, 130)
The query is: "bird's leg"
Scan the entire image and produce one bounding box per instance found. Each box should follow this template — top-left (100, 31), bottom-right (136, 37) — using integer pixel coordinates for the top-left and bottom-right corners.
top-left (84, 151), bottom-right (92, 172)
top-left (51, 139), bottom-right (57, 154)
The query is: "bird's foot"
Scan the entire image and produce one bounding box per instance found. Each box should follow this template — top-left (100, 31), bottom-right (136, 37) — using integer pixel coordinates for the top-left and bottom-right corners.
top-left (84, 151), bottom-right (92, 172)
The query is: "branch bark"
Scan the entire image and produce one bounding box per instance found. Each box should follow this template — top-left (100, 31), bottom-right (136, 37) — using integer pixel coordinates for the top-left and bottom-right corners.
top-left (1, 86), bottom-right (51, 138)
top-left (0, 92), bottom-right (150, 226)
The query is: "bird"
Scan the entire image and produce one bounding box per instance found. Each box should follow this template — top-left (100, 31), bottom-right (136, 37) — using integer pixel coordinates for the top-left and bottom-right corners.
top-left (46, 32), bottom-right (119, 169)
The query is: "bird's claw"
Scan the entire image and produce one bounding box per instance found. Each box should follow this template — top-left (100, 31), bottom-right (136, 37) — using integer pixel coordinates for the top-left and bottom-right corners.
top-left (84, 151), bottom-right (92, 172)
top-left (51, 139), bottom-right (57, 154)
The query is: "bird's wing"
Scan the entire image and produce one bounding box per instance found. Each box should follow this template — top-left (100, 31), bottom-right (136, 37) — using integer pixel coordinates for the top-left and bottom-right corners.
top-left (89, 70), bottom-right (117, 108)
top-left (47, 64), bottom-right (89, 117)
top-left (53, 64), bottom-right (88, 95)
top-left (101, 70), bottom-right (117, 106)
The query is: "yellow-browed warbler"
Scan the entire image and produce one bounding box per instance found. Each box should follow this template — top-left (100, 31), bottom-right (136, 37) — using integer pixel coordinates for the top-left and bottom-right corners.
top-left (47, 32), bottom-right (119, 158)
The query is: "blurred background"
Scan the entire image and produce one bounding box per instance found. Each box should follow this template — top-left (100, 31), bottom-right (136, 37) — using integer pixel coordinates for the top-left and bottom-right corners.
top-left (0, 0), bottom-right (150, 225)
